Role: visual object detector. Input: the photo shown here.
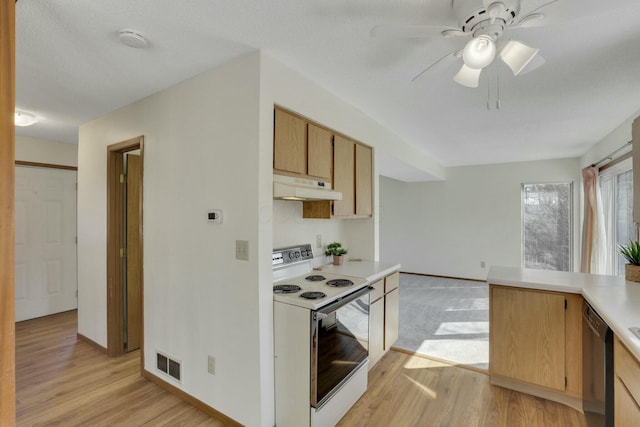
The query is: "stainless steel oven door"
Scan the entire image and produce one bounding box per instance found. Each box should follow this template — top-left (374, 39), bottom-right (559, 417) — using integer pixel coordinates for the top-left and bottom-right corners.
top-left (310, 286), bottom-right (371, 409)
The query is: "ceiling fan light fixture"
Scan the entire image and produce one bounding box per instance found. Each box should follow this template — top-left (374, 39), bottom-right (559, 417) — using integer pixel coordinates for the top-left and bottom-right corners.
top-left (499, 40), bottom-right (539, 76)
top-left (14, 111), bottom-right (38, 127)
top-left (462, 35), bottom-right (496, 69)
top-left (453, 64), bottom-right (482, 88)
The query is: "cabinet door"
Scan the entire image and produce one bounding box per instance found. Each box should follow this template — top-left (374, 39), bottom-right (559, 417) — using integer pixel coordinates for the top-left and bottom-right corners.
top-left (355, 143), bottom-right (372, 216)
top-left (490, 286), bottom-right (566, 391)
top-left (369, 297), bottom-right (384, 370)
top-left (615, 377), bottom-right (640, 427)
top-left (274, 109), bottom-right (307, 175)
top-left (307, 124), bottom-right (333, 181)
top-left (384, 287), bottom-right (399, 350)
top-left (332, 135), bottom-right (355, 216)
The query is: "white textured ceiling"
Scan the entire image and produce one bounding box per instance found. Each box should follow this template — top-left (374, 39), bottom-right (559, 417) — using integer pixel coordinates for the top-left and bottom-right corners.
top-left (14, 0), bottom-right (640, 176)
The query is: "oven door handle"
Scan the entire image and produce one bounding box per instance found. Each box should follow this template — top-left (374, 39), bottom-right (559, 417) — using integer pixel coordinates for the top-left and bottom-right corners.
top-left (317, 285), bottom-right (373, 315)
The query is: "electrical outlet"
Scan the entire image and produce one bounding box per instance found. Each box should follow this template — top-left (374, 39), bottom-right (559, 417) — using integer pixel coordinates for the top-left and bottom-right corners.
top-left (480, 261), bottom-right (486, 268)
top-left (316, 234), bottom-right (322, 248)
top-left (208, 355), bottom-right (215, 375)
top-left (236, 240), bottom-right (249, 261)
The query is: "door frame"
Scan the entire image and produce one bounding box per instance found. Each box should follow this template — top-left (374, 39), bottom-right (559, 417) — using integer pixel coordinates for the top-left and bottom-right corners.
top-left (0, 1), bottom-right (15, 423)
top-left (106, 136), bottom-right (144, 358)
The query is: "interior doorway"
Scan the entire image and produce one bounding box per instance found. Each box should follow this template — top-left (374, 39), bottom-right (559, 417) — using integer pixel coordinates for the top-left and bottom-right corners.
top-left (14, 164), bottom-right (78, 322)
top-left (107, 136), bottom-right (144, 357)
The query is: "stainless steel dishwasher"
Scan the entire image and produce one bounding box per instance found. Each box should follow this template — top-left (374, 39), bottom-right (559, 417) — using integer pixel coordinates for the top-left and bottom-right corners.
top-left (582, 300), bottom-right (613, 427)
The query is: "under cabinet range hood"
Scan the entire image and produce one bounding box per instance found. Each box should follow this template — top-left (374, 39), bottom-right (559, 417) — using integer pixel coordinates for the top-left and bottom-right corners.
top-left (273, 174), bottom-right (342, 201)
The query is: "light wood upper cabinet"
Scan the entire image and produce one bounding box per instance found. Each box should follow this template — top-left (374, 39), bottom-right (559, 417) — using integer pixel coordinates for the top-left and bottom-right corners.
top-left (355, 143), bottom-right (372, 217)
top-left (273, 108), bottom-right (307, 176)
top-left (632, 116), bottom-right (640, 225)
top-left (330, 137), bottom-right (372, 218)
top-left (307, 124), bottom-right (333, 181)
top-left (332, 135), bottom-right (356, 217)
top-left (490, 285), bottom-right (583, 403)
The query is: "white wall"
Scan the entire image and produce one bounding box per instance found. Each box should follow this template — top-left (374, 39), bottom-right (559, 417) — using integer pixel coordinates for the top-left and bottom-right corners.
top-left (78, 53), bottom-right (267, 427)
top-left (15, 135), bottom-right (77, 167)
top-left (380, 158), bottom-right (582, 280)
top-left (581, 107), bottom-right (640, 168)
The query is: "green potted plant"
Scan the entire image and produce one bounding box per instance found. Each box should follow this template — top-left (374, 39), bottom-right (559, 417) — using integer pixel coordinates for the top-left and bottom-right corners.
top-left (619, 240), bottom-right (640, 282)
top-left (325, 242), bottom-right (348, 266)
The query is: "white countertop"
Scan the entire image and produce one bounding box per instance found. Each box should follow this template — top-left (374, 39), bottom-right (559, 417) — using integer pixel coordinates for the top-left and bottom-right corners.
top-left (313, 260), bottom-right (401, 284)
top-left (488, 265), bottom-right (640, 362)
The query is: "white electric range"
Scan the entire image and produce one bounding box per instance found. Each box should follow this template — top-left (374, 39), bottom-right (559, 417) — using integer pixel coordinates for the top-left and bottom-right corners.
top-left (273, 244), bottom-right (371, 427)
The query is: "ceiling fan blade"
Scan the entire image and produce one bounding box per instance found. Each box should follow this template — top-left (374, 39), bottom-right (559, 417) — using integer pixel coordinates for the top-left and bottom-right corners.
top-left (370, 24), bottom-right (460, 39)
top-left (499, 40), bottom-right (539, 76)
top-left (453, 64), bottom-right (482, 88)
top-left (411, 50), bottom-right (461, 82)
top-left (512, 12), bottom-right (546, 28)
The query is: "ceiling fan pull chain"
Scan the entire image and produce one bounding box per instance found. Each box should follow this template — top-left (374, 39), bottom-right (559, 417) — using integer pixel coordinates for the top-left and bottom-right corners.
top-left (496, 72), bottom-right (501, 110)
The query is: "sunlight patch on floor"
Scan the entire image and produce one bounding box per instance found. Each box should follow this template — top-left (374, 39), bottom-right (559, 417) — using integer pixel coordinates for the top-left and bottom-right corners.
top-left (414, 339), bottom-right (489, 366)
top-left (434, 321), bottom-right (489, 336)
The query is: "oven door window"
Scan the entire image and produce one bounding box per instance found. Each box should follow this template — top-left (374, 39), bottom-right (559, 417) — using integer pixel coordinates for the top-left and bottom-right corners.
top-left (313, 293), bottom-right (369, 408)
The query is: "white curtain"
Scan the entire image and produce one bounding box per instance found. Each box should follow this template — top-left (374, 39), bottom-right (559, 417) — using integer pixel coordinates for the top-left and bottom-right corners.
top-left (595, 174), bottom-right (614, 274)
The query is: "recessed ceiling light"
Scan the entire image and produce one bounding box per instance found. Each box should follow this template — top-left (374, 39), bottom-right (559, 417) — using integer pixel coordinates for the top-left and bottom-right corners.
top-left (119, 29), bottom-right (147, 48)
top-left (14, 111), bottom-right (38, 127)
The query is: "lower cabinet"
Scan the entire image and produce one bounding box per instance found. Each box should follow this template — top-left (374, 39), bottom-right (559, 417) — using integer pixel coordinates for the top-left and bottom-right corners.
top-left (489, 285), bottom-right (582, 408)
top-left (369, 272), bottom-right (400, 370)
top-left (614, 336), bottom-right (640, 426)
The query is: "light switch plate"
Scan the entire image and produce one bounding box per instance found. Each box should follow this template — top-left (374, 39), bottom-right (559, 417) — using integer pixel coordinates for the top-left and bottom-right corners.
top-left (236, 240), bottom-right (249, 261)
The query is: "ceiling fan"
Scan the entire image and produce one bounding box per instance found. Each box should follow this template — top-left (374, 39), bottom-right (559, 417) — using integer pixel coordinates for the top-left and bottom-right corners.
top-left (371, 0), bottom-right (557, 87)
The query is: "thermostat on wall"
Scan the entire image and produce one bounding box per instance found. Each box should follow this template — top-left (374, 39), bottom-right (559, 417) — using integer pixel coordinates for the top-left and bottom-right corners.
top-left (208, 209), bottom-right (223, 224)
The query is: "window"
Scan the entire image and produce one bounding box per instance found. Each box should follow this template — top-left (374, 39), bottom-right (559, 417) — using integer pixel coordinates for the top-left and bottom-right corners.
top-left (522, 183), bottom-right (573, 272)
top-left (599, 157), bottom-right (633, 276)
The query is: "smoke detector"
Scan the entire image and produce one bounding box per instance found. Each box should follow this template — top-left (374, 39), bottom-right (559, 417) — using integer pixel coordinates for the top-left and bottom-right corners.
top-left (118, 29), bottom-right (148, 48)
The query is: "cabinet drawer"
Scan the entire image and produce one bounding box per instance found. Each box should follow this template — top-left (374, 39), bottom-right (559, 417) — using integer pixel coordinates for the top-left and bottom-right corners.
top-left (370, 279), bottom-right (384, 303)
top-left (615, 336), bottom-right (640, 407)
top-left (385, 272), bottom-right (399, 293)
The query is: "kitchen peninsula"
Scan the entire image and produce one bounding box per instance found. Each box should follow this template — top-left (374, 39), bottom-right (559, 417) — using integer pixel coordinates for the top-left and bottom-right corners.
top-left (487, 266), bottom-right (640, 422)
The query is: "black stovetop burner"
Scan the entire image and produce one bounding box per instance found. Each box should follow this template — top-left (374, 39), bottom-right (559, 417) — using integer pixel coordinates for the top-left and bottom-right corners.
top-left (273, 284), bottom-right (302, 294)
top-left (300, 291), bottom-right (327, 300)
top-left (326, 279), bottom-right (354, 288)
top-left (305, 275), bottom-right (326, 282)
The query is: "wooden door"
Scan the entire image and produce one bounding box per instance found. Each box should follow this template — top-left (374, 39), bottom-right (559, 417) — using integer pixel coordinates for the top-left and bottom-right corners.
top-left (332, 135), bottom-right (355, 216)
top-left (307, 124), bottom-right (332, 181)
top-left (14, 167), bottom-right (78, 321)
top-left (490, 286), bottom-right (566, 391)
top-left (355, 143), bottom-right (372, 216)
top-left (126, 154), bottom-right (142, 351)
top-left (273, 109), bottom-right (306, 175)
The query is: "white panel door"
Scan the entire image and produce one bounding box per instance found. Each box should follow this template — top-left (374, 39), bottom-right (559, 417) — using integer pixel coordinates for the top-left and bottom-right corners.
top-left (15, 166), bottom-right (77, 322)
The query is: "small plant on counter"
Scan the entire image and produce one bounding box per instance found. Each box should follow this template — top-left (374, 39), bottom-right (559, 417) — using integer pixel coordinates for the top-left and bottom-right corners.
top-left (619, 241), bottom-right (640, 265)
top-left (619, 241), bottom-right (640, 282)
top-left (325, 242), bottom-right (348, 265)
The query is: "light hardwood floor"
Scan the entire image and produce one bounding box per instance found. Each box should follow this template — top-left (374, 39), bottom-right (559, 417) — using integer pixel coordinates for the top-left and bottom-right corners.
top-left (339, 351), bottom-right (588, 427)
top-left (16, 310), bottom-right (226, 426)
top-left (17, 310), bottom-right (588, 426)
